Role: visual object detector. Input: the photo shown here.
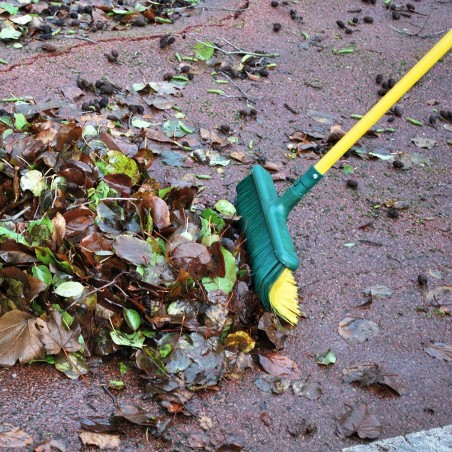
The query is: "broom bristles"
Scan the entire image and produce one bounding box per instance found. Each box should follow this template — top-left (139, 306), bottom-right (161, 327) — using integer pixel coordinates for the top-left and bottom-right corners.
top-left (236, 175), bottom-right (301, 324)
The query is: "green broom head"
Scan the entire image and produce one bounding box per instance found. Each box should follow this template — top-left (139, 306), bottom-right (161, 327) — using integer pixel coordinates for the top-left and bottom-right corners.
top-left (235, 166), bottom-right (302, 324)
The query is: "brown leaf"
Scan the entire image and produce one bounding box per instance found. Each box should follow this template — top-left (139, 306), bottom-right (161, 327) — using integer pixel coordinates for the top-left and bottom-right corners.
top-left (170, 242), bottom-right (211, 277)
top-left (200, 128), bottom-right (229, 147)
top-left (0, 311), bottom-right (47, 367)
top-left (327, 124), bottom-right (346, 143)
top-left (258, 353), bottom-right (300, 379)
top-left (258, 313), bottom-right (287, 349)
top-left (52, 123), bottom-right (83, 153)
top-left (61, 85), bottom-right (85, 101)
top-left (425, 342), bottom-right (452, 361)
top-left (39, 310), bottom-right (81, 355)
top-left (79, 233), bottom-right (112, 267)
top-left (338, 318), bottom-right (379, 344)
top-left (112, 235), bottom-right (153, 266)
top-left (80, 417), bottom-right (119, 433)
top-left (114, 402), bottom-right (159, 426)
top-left (52, 212), bottom-right (66, 249)
top-left (342, 364), bottom-right (407, 396)
top-left (0, 424), bottom-right (33, 448)
top-left (426, 286), bottom-right (452, 305)
top-left (104, 174), bottom-right (133, 196)
top-left (79, 431), bottom-right (120, 449)
top-left (0, 239), bottom-right (38, 264)
top-left (336, 402), bottom-right (382, 439)
top-left (148, 196), bottom-right (171, 230)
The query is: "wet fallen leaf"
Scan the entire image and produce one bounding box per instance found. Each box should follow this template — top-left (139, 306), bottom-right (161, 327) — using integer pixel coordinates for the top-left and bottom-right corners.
top-left (260, 412), bottom-right (272, 426)
top-left (258, 313), bottom-right (287, 349)
top-left (34, 438), bottom-right (67, 451)
top-left (342, 364), bottom-right (407, 396)
top-left (410, 152), bottom-right (432, 167)
top-left (79, 431), bottom-right (120, 449)
top-left (327, 124), bottom-right (345, 143)
top-left (292, 378), bottom-right (323, 400)
top-left (307, 110), bottom-right (336, 125)
top-left (411, 136), bottom-right (436, 149)
top-left (255, 374), bottom-right (291, 394)
top-left (424, 342), bottom-right (452, 361)
top-left (80, 417), bottom-right (119, 433)
top-left (113, 235), bottom-right (153, 266)
top-left (338, 318), bottom-right (379, 344)
top-left (363, 285), bottom-right (392, 299)
top-left (336, 402), bottom-right (382, 439)
top-left (0, 424), bottom-right (33, 448)
top-left (258, 353), bottom-right (300, 379)
top-left (0, 311), bottom-right (47, 366)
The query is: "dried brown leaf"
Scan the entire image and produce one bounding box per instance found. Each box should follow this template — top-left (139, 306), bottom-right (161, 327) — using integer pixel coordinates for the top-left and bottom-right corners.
top-left (39, 310), bottom-right (81, 355)
top-left (258, 353), bottom-right (300, 379)
top-left (0, 311), bottom-right (47, 367)
top-left (79, 431), bottom-right (120, 449)
top-left (336, 402), bottom-right (382, 439)
top-left (0, 424), bottom-right (33, 448)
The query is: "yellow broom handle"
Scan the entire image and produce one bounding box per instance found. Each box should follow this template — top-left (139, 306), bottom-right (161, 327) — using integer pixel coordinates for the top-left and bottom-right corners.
top-left (314, 29), bottom-right (452, 176)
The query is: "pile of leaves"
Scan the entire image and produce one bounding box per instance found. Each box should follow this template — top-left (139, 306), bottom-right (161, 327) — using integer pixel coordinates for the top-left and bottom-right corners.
top-left (0, 70), bottom-right (284, 441)
top-left (0, 0), bottom-right (200, 48)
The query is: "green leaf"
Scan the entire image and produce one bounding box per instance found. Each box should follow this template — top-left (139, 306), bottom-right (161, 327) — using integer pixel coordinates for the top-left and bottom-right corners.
top-left (0, 26), bottom-right (21, 40)
top-left (119, 362), bottom-right (130, 375)
top-left (194, 41), bottom-right (215, 61)
top-left (201, 208), bottom-right (225, 232)
top-left (202, 247), bottom-right (237, 294)
top-left (97, 150), bottom-right (140, 185)
top-left (342, 165), bottom-right (354, 175)
top-left (123, 308), bottom-right (141, 332)
top-left (316, 349), bottom-right (336, 365)
top-left (0, 3), bottom-right (19, 14)
top-left (0, 58), bottom-right (8, 65)
top-left (131, 117), bottom-right (152, 129)
top-left (0, 225), bottom-right (30, 245)
top-left (214, 199), bottom-right (236, 217)
top-left (14, 113), bottom-right (28, 130)
top-left (11, 14), bottom-right (32, 25)
top-left (162, 120), bottom-right (193, 138)
top-left (110, 330), bottom-right (145, 348)
top-left (108, 380), bottom-right (126, 390)
top-left (32, 265), bottom-right (52, 287)
top-left (158, 343), bottom-right (172, 358)
top-left (20, 170), bottom-right (46, 197)
top-left (406, 117), bottom-right (423, 126)
top-left (54, 352), bottom-right (89, 379)
top-left (54, 281), bottom-right (84, 298)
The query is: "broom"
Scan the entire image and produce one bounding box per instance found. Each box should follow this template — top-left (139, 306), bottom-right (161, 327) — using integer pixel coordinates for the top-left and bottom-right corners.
top-left (236, 29), bottom-right (452, 325)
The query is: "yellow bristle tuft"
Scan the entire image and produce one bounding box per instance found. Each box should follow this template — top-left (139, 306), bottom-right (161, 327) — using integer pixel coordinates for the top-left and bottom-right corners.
top-left (269, 268), bottom-right (300, 325)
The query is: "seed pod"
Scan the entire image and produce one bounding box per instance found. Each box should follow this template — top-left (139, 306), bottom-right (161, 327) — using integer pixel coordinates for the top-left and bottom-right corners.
top-left (363, 16), bottom-right (374, 23)
top-left (336, 20), bottom-right (346, 29)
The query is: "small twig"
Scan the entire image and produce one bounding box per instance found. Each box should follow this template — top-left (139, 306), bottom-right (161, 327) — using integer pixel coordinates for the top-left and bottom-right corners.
top-left (191, 35), bottom-right (279, 58)
top-left (390, 27), bottom-right (448, 39)
top-left (284, 103), bottom-right (298, 115)
top-left (0, 205), bottom-right (31, 222)
top-left (220, 72), bottom-right (254, 101)
top-left (63, 35), bottom-right (97, 44)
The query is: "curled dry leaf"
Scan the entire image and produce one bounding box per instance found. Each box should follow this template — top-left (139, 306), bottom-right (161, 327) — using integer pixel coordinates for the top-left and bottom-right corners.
top-left (0, 311), bottom-right (47, 367)
top-left (342, 364), bottom-right (407, 396)
top-left (336, 402), bottom-right (382, 439)
top-left (148, 196), bottom-right (171, 229)
top-left (258, 312), bottom-right (287, 349)
top-left (258, 353), bottom-right (300, 379)
top-left (327, 124), bottom-right (346, 143)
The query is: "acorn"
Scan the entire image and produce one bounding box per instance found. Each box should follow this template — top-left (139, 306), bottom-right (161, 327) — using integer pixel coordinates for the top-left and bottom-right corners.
top-left (417, 273), bottom-right (428, 285)
top-left (131, 16), bottom-right (146, 27)
top-left (42, 43), bottom-right (57, 52)
top-left (273, 23), bottom-right (282, 32)
top-left (392, 105), bottom-right (403, 117)
top-left (393, 160), bottom-right (404, 169)
top-left (219, 124), bottom-right (231, 134)
top-left (387, 208), bottom-right (399, 219)
top-left (346, 179), bottom-right (358, 189)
